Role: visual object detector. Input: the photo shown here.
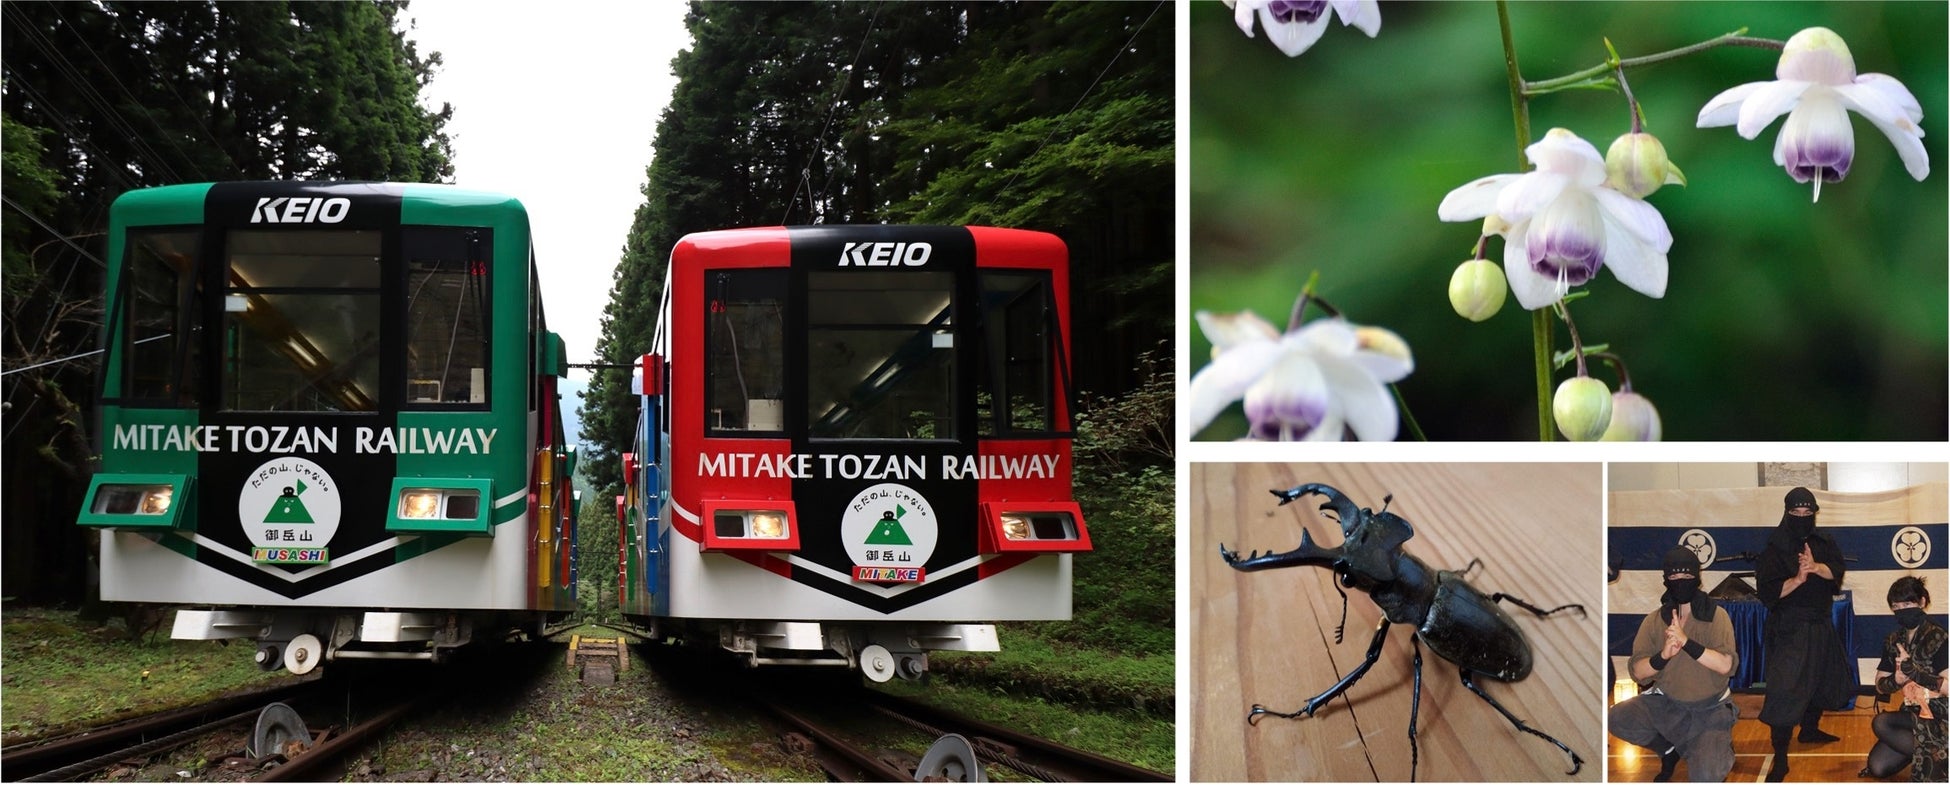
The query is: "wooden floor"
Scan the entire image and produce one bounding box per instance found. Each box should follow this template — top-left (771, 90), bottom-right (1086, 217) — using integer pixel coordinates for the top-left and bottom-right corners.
top-left (1608, 694), bottom-right (1909, 782)
top-left (1191, 463), bottom-right (1604, 782)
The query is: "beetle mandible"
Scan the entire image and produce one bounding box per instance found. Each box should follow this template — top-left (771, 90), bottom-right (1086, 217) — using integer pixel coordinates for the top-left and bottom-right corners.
top-left (1219, 482), bottom-right (1587, 781)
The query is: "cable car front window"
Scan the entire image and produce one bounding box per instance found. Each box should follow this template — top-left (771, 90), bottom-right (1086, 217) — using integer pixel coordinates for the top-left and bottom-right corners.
top-left (221, 230), bottom-right (382, 412)
top-left (124, 229), bottom-right (201, 404)
top-left (807, 271), bottom-right (954, 440)
top-left (403, 229), bottom-right (490, 406)
top-left (704, 269), bottom-right (786, 434)
top-left (976, 271), bottom-right (1055, 436)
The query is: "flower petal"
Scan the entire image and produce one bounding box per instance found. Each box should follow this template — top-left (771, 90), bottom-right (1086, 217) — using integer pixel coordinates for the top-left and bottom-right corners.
top-left (1493, 171), bottom-right (1569, 224)
top-left (1698, 81), bottom-right (1766, 128)
top-left (1736, 79), bottom-right (1814, 140)
top-left (1852, 73), bottom-right (1924, 124)
top-left (1500, 222), bottom-right (1564, 310)
top-left (1261, 8), bottom-right (1331, 57)
top-left (1777, 27), bottom-right (1856, 85)
top-left (1592, 187), bottom-right (1673, 252)
top-left (1526, 129), bottom-right (1607, 187)
top-left (1188, 339), bottom-right (1284, 434)
top-left (1233, 0), bottom-right (1262, 37)
top-left (1196, 309), bottom-right (1280, 354)
top-left (1437, 174), bottom-right (1521, 222)
top-left (1316, 355), bottom-right (1398, 441)
top-left (1837, 80), bottom-right (1930, 181)
top-left (1284, 316), bottom-right (1359, 357)
top-left (1244, 352), bottom-right (1330, 434)
top-left (1774, 90), bottom-right (1855, 183)
top-left (1596, 205), bottom-right (1668, 299)
top-left (1329, 0), bottom-right (1381, 37)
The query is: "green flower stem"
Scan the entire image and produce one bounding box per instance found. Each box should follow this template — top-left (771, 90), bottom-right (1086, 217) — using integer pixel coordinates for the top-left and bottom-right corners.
top-left (1553, 301), bottom-right (1590, 376)
top-left (1391, 383), bottom-right (1427, 441)
top-left (1526, 30), bottom-right (1784, 94)
top-left (1497, 0), bottom-right (1553, 441)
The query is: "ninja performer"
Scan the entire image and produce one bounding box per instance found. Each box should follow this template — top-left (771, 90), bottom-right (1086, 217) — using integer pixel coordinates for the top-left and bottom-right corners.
top-left (1610, 546), bottom-right (1739, 782)
top-left (1862, 576), bottom-right (1946, 782)
top-left (1752, 487), bottom-right (1851, 782)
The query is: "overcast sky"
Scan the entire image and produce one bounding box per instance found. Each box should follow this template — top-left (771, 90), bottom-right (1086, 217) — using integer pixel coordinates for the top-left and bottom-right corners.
top-left (403, 1), bottom-right (693, 383)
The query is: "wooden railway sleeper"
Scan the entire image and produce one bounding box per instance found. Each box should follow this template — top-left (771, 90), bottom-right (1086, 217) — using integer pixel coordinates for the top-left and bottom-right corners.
top-left (867, 702), bottom-right (1068, 782)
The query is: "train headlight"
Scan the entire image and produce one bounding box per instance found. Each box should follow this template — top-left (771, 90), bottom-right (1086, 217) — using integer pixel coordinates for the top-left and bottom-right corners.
top-left (78, 474), bottom-right (192, 530)
top-left (980, 503), bottom-right (1092, 553)
top-left (386, 478), bottom-right (494, 536)
top-left (701, 501), bottom-right (799, 552)
top-left (399, 491), bottom-right (442, 519)
top-left (749, 512), bottom-right (788, 539)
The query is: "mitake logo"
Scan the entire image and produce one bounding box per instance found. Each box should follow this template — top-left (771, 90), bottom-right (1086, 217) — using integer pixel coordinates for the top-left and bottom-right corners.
top-left (1677, 528), bottom-right (1717, 569)
top-left (841, 482), bottom-right (938, 583)
top-left (1891, 526), bottom-right (1932, 569)
top-left (838, 241), bottom-right (931, 267)
top-left (238, 456), bottom-right (341, 564)
top-left (250, 196), bottom-right (350, 224)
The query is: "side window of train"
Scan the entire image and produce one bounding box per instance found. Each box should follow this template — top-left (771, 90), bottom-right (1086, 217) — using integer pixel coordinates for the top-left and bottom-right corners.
top-left (403, 229), bottom-right (491, 406)
top-left (222, 229), bottom-right (382, 412)
top-left (807, 270), bottom-right (955, 440)
top-left (977, 271), bottom-right (1056, 436)
top-left (124, 229), bottom-right (202, 405)
top-left (705, 269), bottom-right (787, 435)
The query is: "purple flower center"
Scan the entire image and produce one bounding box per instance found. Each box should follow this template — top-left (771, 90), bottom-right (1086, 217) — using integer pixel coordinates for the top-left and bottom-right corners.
top-left (1784, 140), bottom-right (1852, 184)
top-left (1527, 231), bottom-right (1602, 286)
top-left (1268, 0), bottom-right (1328, 25)
top-left (1245, 387), bottom-right (1326, 441)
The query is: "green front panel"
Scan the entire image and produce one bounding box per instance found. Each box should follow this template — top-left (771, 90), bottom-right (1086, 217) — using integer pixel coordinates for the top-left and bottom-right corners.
top-left (396, 186), bottom-right (533, 528)
top-left (99, 185), bottom-right (210, 416)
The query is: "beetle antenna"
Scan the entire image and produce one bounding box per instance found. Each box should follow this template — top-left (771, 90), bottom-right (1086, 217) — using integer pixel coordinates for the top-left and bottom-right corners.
top-left (1381, 493), bottom-right (1393, 513)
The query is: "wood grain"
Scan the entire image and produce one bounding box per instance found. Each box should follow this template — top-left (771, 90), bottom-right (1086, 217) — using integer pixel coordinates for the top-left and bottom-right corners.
top-left (1191, 463), bottom-right (1605, 782)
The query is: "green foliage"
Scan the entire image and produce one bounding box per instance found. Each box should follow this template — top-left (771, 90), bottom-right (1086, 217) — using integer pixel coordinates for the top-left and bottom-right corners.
top-left (1, 114), bottom-right (62, 301)
top-left (1191, 0), bottom-right (1947, 440)
top-left (878, 663), bottom-right (1175, 772)
top-left (1, 608), bottom-right (298, 739)
top-left (574, 492), bottom-right (620, 621)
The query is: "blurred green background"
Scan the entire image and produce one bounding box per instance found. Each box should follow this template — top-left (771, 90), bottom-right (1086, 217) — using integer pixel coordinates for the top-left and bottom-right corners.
top-left (1191, 1), bottom-right (1947, 441)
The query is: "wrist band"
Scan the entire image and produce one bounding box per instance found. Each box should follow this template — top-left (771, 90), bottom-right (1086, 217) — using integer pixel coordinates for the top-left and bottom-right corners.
top-left (1683, 640), bottom-right (1706, 660)
top-left (1650, 653), bottom-right (1670, 670)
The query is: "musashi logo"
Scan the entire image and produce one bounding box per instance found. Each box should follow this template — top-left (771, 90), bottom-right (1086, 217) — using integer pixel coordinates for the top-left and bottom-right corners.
top-left (250, 197), bottom-right (351, 224)
top-left (838, 241), bottom-right (931, 267)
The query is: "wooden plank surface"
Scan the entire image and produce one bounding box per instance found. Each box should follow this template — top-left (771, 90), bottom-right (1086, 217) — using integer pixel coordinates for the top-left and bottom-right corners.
top-left (1609, 696), bottom-right (1886, 782)
top-left (1191, 462), bottom-right (1605, 782)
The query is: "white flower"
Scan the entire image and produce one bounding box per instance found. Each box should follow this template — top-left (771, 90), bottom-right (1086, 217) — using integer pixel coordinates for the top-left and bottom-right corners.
top-left (1225, 0), bottom-right (1380, 58)
top-left (1438, 128), bottom-right (1674, 310)
top-left (1189, 310), bottom-right (1413, 441)
top-left (1697, 26), bottom-right (1927, 202)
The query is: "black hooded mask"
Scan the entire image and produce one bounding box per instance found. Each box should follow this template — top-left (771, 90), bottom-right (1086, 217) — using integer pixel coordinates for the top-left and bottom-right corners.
top-left (1659, 545), bottom-right (1716, 622)
top-left (1779, 487), bottom-right (1819, 541)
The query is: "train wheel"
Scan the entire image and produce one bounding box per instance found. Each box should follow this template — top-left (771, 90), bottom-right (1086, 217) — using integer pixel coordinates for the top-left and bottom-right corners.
top-left (283, 633), bottom-right (324, 675)
top-left (859, 644), bottom-right (896, 683)
top-left (915, 734), bottom-right (986, 782)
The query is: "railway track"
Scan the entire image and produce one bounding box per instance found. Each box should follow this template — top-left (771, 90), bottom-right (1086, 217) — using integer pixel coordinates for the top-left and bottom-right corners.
top-left (748, 680), bottom-right (1171, 782)
top-left (2, 642), bottom-right (551, 782)
top-left (0, 679), bottom-right (325, 781)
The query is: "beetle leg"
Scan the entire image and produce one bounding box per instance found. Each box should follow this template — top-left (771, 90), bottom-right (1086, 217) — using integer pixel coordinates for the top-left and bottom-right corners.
top-left (1458, 670), bottom-right (1584, 776)
top-left (1488, 592), bottom-right (1588, 619)
top-left (1456, 557), bottom-right (1484, 578)
top-left (1408, 635), bottom-right (1422, 783)
top-left (1246, 619), bottom-right (1391, 726)
top-left (1331, 578), bottom-right (1349, 645)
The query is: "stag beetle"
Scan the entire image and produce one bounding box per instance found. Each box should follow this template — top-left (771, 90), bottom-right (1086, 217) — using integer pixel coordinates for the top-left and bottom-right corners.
top-left (1219, 482), bottom-right (1587, 782)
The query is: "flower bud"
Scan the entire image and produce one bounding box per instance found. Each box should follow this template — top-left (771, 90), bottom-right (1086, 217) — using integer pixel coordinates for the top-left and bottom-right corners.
top-left (1600, 390), bottom-right (1663, 441)
top-left (1448, 260), bottom-right (1507, 322)
top-left (1605, 132), bottom-right (1687, 199)
top-left (1552, 376), bottom-right (1613, 441)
